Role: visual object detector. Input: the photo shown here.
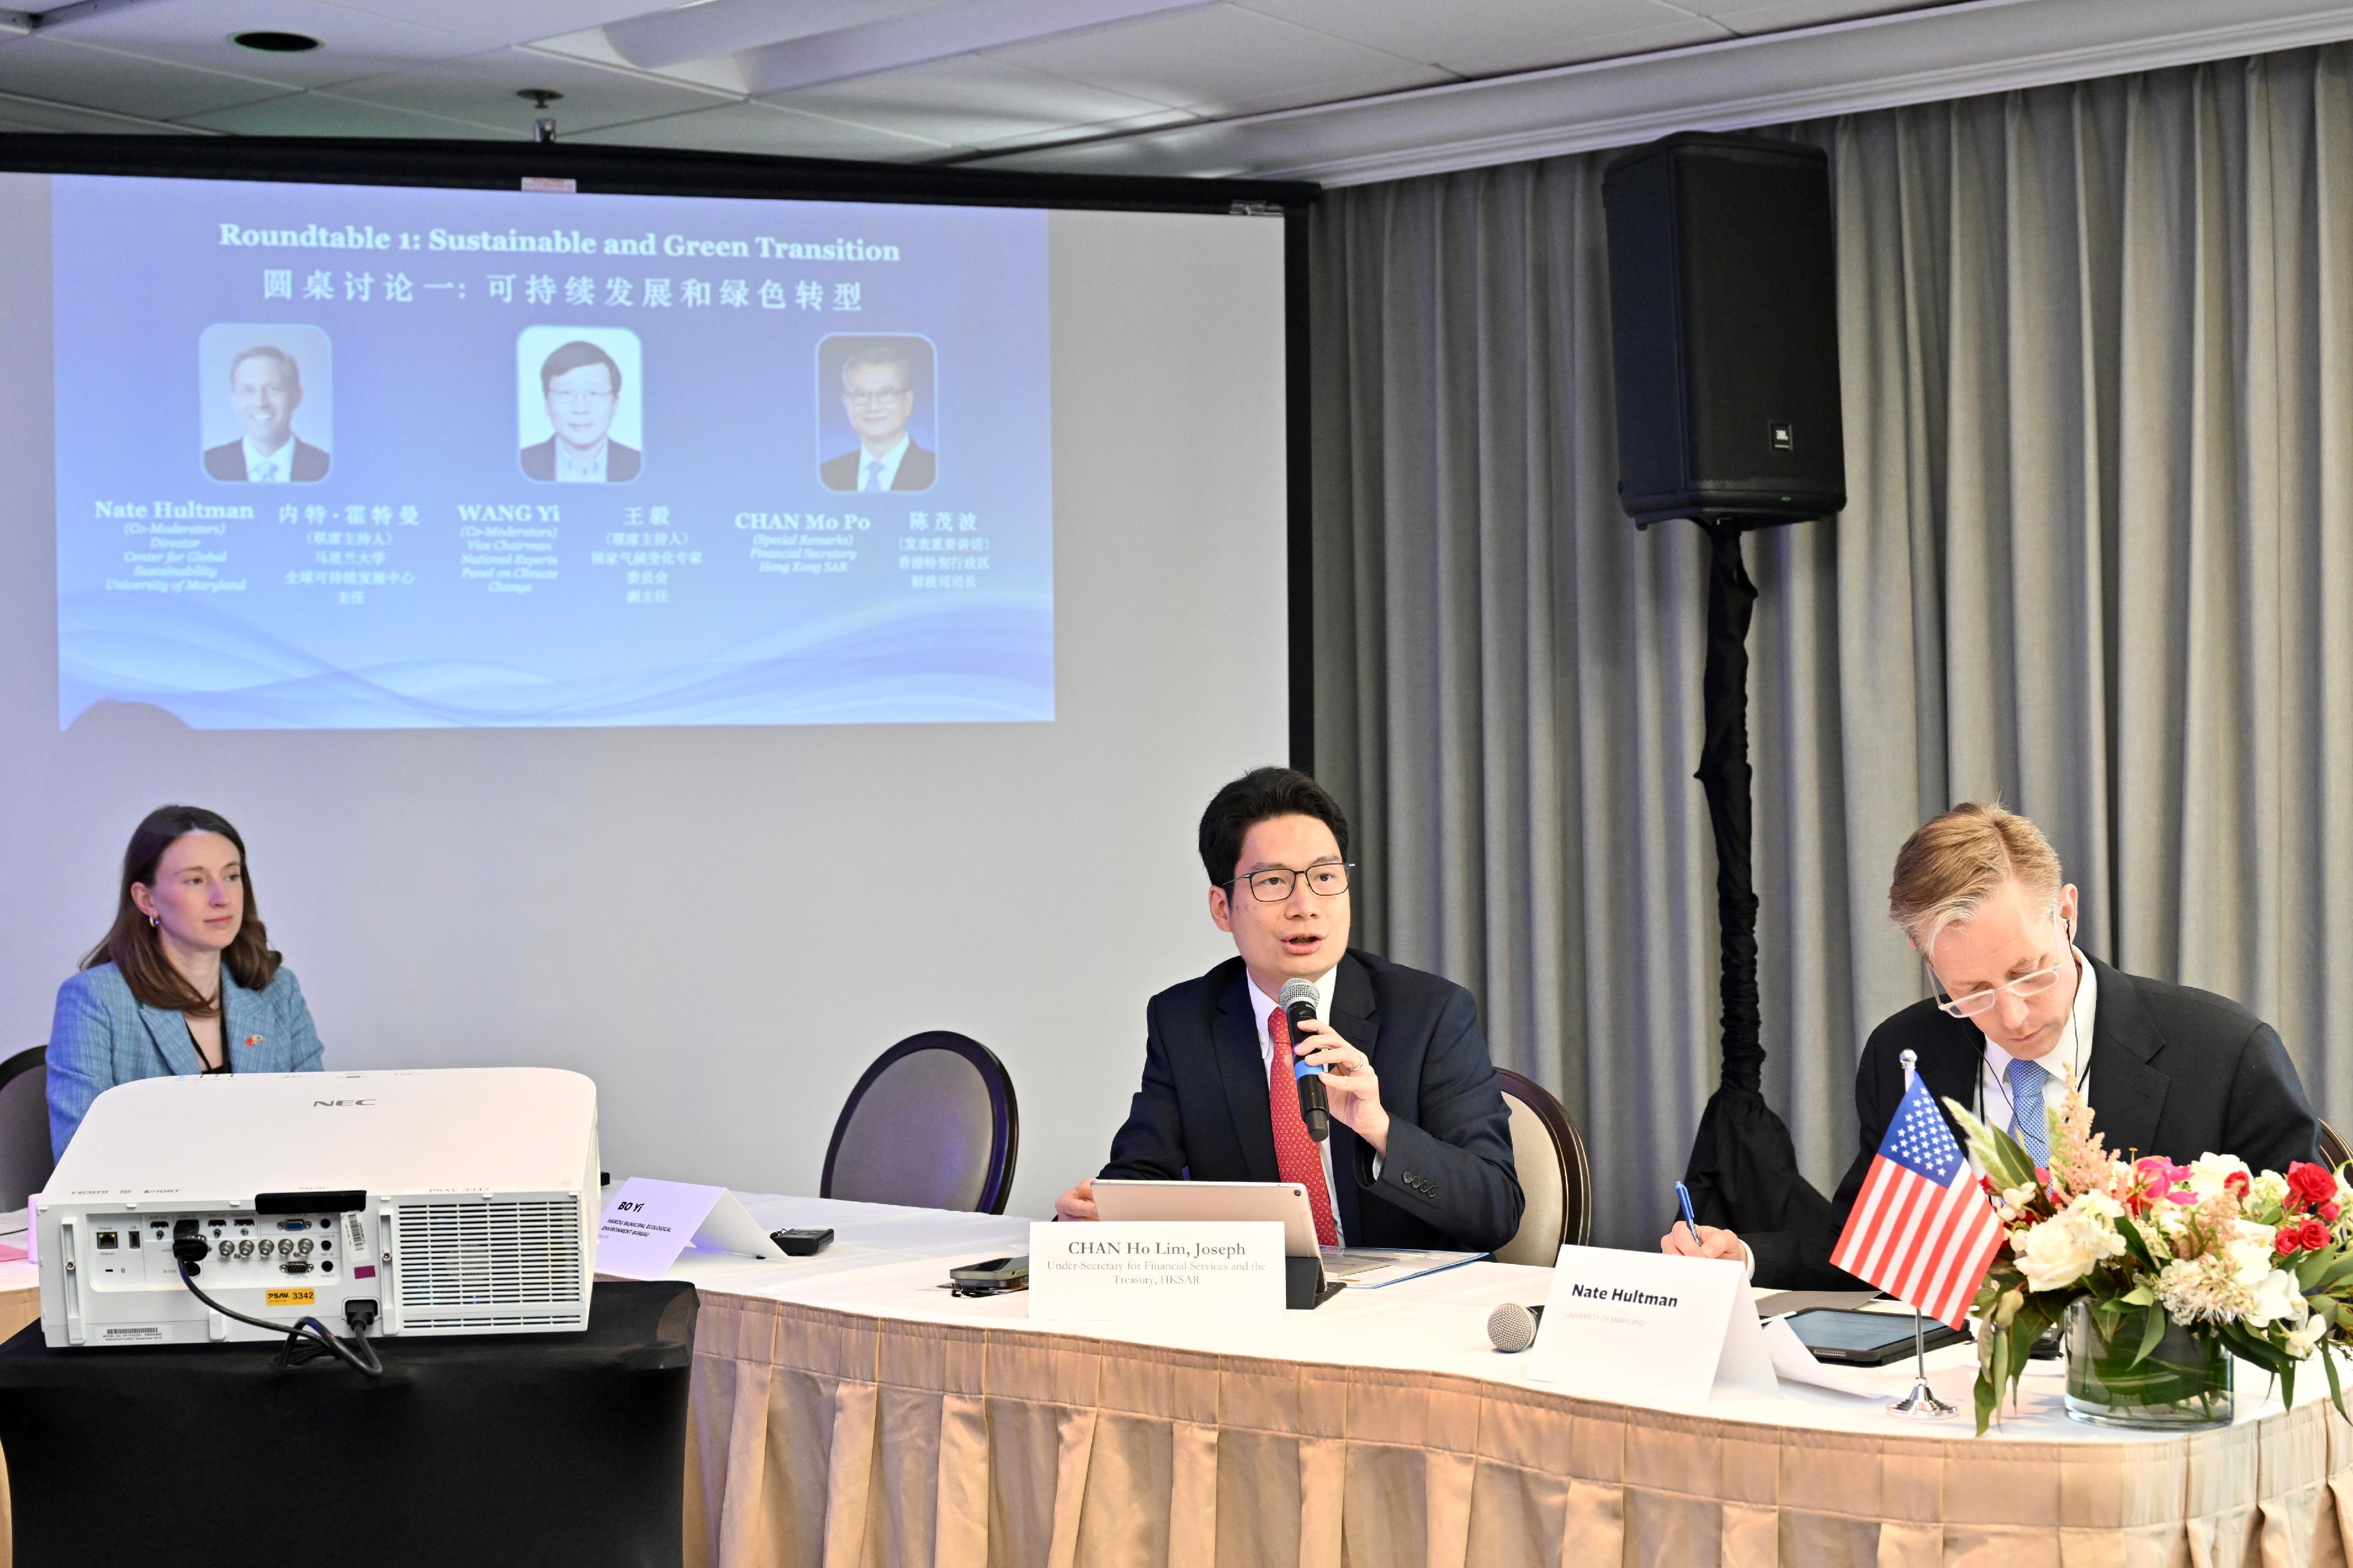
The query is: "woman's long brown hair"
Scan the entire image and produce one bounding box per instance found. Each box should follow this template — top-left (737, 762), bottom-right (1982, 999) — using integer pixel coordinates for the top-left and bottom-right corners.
top-left (81, 805), bottom-right (281, 1015)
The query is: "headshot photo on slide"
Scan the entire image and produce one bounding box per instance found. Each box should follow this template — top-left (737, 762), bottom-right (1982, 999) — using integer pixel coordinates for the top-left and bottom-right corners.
top-left (518, 326), bottom-right (643, 483)
top-left (819, 333), bottom-right (936, 493)
top-left (198, 324), bottom-right (332, 483)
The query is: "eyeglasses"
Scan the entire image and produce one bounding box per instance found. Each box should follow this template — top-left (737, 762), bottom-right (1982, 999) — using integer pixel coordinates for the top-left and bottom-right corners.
top-left (1929, 913), bottom-right (2074, 1017)
top-left (1934, 963), bottom-right (2067, 1018)
top-left (845, 388), bottom-right (908, 406)
top-left (1224, 862), bottom-right (1352, 903)
top-left (548, 388), bottom-right (615, 405)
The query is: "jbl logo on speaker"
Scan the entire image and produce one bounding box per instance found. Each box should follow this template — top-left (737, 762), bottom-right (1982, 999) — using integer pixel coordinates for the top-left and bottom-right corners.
top-left (1768, 422), bottom-right (1795, 451)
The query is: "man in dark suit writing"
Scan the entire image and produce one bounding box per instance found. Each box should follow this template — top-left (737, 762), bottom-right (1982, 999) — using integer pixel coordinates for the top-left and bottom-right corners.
top-left (819, 343), bottom-right (935, 493)
top-left (1055, 767), bottom-right (1523, 1253)
top-left (1665, 802), bottom-right (2319, 1287)
top-left (202, 346), bottom-right (329, 482)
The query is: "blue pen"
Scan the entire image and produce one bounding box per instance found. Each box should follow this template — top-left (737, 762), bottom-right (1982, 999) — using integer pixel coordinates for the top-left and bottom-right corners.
top-left (1674, 1180), bottom-right (1702, 1246)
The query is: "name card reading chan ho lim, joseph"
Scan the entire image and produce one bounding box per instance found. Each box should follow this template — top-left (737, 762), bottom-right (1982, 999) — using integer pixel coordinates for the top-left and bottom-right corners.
top-left (1523, 1245), bottom-right (1777, 1404)
top-left (1029, 1221), bottom-right (1285, 1322)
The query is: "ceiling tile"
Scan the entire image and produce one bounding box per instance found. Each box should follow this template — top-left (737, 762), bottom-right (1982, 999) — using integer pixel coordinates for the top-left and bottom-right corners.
top-left (760, 54), bottom-right (1176, 150)
top-left (1237, 0), bottom-right (1727, 76)
top-left (986, 4), bottom-right (1454, 116)
top-left (177, 89), bottom-right (491, 136)
top-left (0, 35), bottom-right (286, 120)
top-left (317, 0), bottom-right (673, 50)
top-left (41, 0), bottom-right (489, 91)
top-left (0, 89), bottom-right (211, 133)
top-left (566, 100), bottom-right (954, 161)
top-left (1690, 0), bottom-right (1949, 35)
top-left (326, 45), bottom-right (736, 135)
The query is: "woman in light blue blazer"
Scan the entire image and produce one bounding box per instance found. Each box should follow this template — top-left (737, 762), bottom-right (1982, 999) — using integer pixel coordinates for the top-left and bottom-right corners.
top-left (48, 805), bottom-right (325, 1157)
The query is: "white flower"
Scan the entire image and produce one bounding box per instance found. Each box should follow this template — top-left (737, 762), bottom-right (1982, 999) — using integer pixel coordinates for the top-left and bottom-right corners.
top-left (2002, 1182), bottom-right (2040, 1209)
top-left (2224, 1221), bottom-right (2279, 1289)
top-left (2245, 1260), bottom-right (2306, 1328)
top-left (2017, 1192), bottom-right (2128, 1292)
top-left (2185, 1154), bottom-right (2252, 1200)
top-left (2251, 1172), bottom-right (2291, 1213)
top-left (2154, 1255), bottom-right (2251, 1324)
top-left (2286, 1315), bottom-right (2327, 1358)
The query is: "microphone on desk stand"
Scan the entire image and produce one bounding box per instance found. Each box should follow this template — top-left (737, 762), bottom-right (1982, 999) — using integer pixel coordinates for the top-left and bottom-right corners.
top-left (1487, 1303), bottom-right (1544, 1353)
top-left (1278, 978), bottom-right (1331, 1142)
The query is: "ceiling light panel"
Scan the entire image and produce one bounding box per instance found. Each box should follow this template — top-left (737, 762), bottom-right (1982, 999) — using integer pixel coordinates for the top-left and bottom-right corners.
top-left (759, 52), bottom-right (1184, 151)
top-left (1234, 0), bottom-right (1728, 76)
top-left (599, 0), bottom-right (959, 71)
top-left (984, 4), bottom-right (1456, 116)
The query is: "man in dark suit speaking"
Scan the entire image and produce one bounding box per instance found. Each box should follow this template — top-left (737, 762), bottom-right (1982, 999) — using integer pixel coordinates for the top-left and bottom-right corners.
top-left (521, 339), bottom-right (641, 483)
top-left (1055, 768), bottom-right (1524, 1253)
top-left (202, 346), bottom-right (329, 482)
top-left (1665, 802), bottom-right (2320, 1288)
top-left (819, 343), bottom-right (935, 493)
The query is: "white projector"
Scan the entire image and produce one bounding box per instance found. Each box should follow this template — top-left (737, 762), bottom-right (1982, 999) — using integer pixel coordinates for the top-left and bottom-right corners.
top-left (38, 1067), bottom-right (598, 1349)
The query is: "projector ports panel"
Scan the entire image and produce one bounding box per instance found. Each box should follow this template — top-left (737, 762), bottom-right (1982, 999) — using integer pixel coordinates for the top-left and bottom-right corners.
top-left (44, 1207), bottom-right (381, 1347)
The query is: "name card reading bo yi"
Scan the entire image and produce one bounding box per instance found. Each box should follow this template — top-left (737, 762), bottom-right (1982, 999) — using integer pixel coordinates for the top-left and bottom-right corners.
top-left (1029, 1221), bottom-right (1285, 1322)
top-left (1522, 1244), bottom-right (1776, 1404)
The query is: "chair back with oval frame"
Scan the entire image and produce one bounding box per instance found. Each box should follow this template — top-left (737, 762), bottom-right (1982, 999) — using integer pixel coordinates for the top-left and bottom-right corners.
top-left (0, 1046), bottom-right (52, 1213)
top-left (1491, 1067), bottom-right (1591, 1266)
top-left (821, 1032), bottom-right (1019, 1215)
top-left (2318, 1119), bottom-right (2351, 1175)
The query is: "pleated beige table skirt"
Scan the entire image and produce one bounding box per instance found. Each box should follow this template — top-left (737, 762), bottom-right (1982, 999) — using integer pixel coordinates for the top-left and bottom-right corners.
top-left (683, 1287), bottom-right (2353, 1568)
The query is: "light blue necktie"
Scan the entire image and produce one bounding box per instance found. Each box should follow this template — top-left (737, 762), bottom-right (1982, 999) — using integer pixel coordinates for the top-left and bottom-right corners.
top-left (862, 457), bottom-right (883, 492)
top-left (2005, 1057), bottom-right (2051, 1168)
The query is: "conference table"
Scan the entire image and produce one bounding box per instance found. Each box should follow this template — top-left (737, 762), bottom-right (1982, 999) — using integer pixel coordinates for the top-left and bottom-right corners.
top-left (2, 1197), bottom-right (2351, 1566)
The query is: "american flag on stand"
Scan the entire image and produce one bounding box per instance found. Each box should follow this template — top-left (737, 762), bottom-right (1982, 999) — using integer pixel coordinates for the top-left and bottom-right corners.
top-left (1829, 1070), bottom-right (2005, 1330)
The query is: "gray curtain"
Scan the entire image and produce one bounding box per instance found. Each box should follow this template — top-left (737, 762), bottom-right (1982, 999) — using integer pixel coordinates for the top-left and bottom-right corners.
top-left (1310, 45), bottom-right (2353, 1251)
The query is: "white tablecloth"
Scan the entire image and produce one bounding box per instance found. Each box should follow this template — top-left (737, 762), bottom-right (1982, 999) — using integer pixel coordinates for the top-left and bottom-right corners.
top-left (637, 1190), bottom-right (2353, 1567)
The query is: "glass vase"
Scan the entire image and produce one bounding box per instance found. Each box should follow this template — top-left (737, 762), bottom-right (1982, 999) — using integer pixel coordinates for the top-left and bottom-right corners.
top-left (2062, 1299), bottom-right (2234, 1429)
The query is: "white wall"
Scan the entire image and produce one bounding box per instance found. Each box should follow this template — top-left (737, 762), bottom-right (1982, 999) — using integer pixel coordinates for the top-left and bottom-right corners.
top-left (0, 180), bottom-right (1289, 1219)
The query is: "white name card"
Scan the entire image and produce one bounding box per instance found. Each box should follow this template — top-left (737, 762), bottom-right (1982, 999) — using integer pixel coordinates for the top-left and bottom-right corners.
top-left (1522, 1245), bottom-right (1777, 1404)
top-left (595, 1178), bottom-right (786, 1279)
top-left (1029, 1221), bottom-right (1285, 1322)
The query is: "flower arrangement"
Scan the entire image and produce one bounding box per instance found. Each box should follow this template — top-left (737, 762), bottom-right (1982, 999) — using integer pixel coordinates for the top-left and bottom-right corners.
top-left (1949, 1087), bottom-right (2353, 1434)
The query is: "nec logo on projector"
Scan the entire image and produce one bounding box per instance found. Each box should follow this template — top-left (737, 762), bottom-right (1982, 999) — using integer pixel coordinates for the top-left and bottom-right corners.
top-left (311, 1099), bottom-right (376, 1107)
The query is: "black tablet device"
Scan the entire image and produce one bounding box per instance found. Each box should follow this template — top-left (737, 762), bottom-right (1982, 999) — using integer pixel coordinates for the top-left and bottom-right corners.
top-left (1782, 1308), bottom-right (1972, 1366)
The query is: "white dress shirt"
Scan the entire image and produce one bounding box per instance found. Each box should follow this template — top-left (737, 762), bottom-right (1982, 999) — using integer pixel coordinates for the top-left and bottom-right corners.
top-left (857, 434), bottom-right (911, 492)
top-left (1973, 950), bottom-right (2097, 1165)
top-left (554, 437), bottom-right (609, 483)
top-left (1246, 967), bottom-right (1353, 1247)
top-left (242, 435), bottom-right (292, 483)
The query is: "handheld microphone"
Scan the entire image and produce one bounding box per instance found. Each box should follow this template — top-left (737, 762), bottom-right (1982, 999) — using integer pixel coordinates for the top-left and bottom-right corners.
top-left (1277, 977), bottom-right (1330, 1143)
top-left (1487, 1302), bottom-right (1544, 1352)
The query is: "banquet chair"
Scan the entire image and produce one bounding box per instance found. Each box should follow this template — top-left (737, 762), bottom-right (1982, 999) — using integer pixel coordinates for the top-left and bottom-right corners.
top-left (1491, 1067), bottom-right (1591, 1265)
top-left (821, 1032), bottom-right (1019, 1214)
top-left (0, 1046), bottom-right (52, 1212)
top-left (2320, 1119), bottom-right (2351, 1175)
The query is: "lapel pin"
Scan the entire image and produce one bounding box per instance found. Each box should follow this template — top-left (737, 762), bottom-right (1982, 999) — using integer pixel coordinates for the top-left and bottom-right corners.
top-left (244, 1035), bottom-right (263, 1049)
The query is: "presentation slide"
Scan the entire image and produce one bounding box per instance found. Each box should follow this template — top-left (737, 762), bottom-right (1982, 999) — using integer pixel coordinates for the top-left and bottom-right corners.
top-left (51, 176), bottom-right (1052, 728)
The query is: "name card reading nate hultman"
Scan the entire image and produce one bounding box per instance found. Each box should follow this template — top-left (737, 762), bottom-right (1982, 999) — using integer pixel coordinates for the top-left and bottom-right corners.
top-left (1522, 1245), bottom-right (1777, 1403)
top-left (1029, 1221), bottom-right (1285, 1322)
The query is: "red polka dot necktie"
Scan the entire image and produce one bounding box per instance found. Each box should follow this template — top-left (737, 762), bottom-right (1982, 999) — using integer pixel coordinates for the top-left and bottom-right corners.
top-left (1267, 1006), bottom-right (1338, 1246)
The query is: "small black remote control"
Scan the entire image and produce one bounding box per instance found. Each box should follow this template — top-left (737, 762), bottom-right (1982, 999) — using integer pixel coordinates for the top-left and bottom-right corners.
top-left (769, 1227), bottom-right (834, 1256)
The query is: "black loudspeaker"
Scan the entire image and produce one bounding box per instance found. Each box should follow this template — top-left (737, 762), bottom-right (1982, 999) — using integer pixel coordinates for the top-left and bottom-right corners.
top-left (1601, 133), bottom-right (1845, 527)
